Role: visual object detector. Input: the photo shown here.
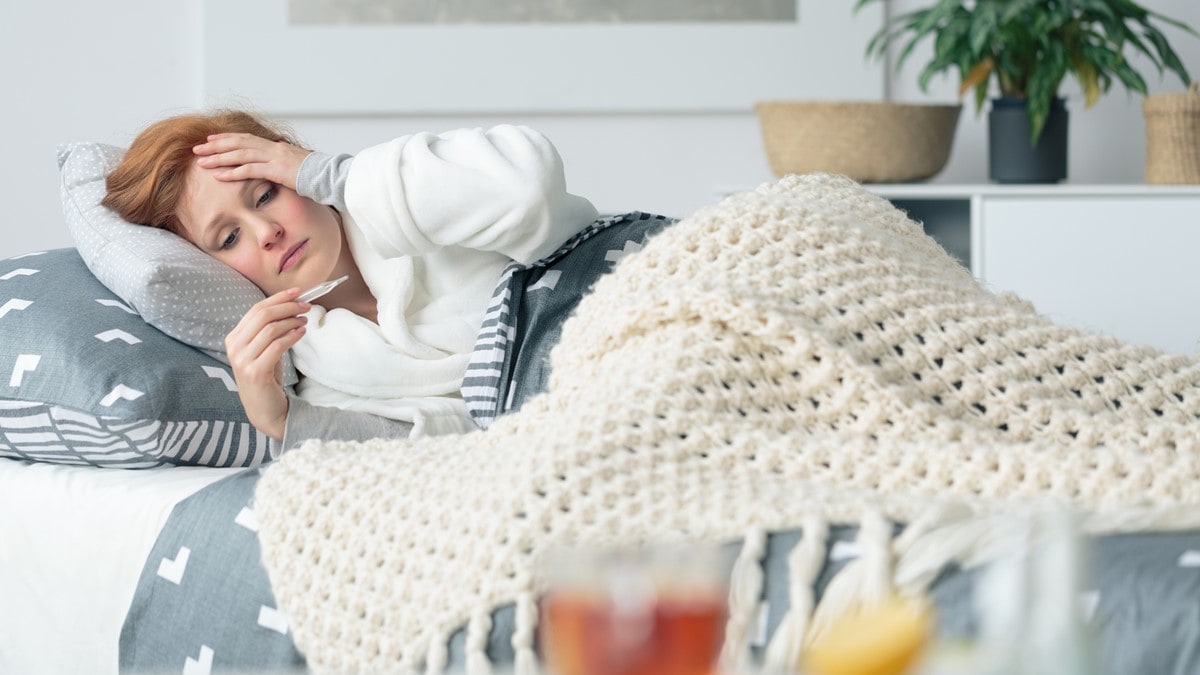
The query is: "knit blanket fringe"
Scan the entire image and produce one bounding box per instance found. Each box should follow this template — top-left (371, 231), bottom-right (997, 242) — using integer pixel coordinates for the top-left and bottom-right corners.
top-left (254, 174), bottom-right (1200, 674)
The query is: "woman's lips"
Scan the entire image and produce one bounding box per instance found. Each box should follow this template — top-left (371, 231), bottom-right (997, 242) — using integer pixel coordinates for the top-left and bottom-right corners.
top-left (280, 240), bottom-right (308, 273)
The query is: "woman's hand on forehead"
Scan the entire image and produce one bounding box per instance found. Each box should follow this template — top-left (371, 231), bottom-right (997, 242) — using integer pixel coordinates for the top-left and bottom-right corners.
top-left (194, 133), bottom-right (310, 192)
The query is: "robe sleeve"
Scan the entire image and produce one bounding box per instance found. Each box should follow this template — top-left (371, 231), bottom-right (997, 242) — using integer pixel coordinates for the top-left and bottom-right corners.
top-left (343, 125), bottom-right (598, 265)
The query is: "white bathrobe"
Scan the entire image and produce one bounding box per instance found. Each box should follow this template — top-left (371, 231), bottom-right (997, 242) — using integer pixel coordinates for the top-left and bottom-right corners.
top-left (290, 125), bottom-right (598, 437)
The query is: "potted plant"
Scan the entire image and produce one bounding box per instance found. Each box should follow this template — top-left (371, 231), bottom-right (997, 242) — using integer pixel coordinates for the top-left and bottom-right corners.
top-left (856, 0), bottom-right (1197, 183)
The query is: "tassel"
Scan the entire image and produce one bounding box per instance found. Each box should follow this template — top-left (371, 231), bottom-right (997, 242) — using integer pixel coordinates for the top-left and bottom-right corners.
top-left (892, 503), bottom-right (975, 595)
top-left (1082, 501), bottom-right (1200, 533)
top-left (425, 632), bottom-right (448, 675)
top-left (720, 527), bottom-right (768, 671)
top-left (512, 592), bottom-right (540, 675)
top-left (860, 510), bottom-right (894, 607)
top-left (466, 608), bottom-right (493, 675)
top-left (763, 516), bottom-right (829, 672)
top-left (806, 510), bottom-right (892, 643)
top-left (893, 502), bottom-right (968, 553)
top-left (894, 510), bottom-right (1030, 594)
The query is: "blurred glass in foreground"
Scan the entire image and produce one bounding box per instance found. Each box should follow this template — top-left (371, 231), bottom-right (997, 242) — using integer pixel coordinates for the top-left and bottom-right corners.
top-left (538, 543), bottom-right (729, 675)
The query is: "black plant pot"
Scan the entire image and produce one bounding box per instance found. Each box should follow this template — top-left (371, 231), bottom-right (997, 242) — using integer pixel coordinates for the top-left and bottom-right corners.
top-left (988, 97), bottom-right (1069, 183)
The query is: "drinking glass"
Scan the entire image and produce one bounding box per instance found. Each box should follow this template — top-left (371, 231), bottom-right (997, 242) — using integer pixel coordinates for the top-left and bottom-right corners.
top-left (538, 542), bottom-right (728, 675)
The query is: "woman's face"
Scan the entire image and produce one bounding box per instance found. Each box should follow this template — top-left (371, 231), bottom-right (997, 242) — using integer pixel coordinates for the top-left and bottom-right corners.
top-left (176, 164), bottom-right (347, 296)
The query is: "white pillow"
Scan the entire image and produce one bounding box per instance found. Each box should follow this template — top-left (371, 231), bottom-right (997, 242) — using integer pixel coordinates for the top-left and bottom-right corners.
top-left (57, 142), bottom-right (297, 383)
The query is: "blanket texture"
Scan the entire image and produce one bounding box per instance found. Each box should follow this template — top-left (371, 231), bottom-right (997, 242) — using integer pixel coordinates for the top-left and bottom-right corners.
top-left (254, 174), bottom-right (1200, 674)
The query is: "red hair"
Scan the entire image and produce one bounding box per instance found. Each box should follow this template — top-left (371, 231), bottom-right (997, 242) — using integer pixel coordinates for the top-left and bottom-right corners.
top-left (101, 110), bottom-right (303, 236)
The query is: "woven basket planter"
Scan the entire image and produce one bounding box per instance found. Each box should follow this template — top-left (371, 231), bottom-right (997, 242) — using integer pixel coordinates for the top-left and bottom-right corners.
top-left (756, 101), bottom-right (961, 183)
top-left (1144, 83), bottom-right (1200, 185)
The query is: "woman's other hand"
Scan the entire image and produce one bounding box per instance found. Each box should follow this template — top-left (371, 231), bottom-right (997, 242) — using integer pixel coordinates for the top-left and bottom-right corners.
top-left (194, 133), bottom-right (311, 191)
top-left (225, 288), bottom-right (311, 440)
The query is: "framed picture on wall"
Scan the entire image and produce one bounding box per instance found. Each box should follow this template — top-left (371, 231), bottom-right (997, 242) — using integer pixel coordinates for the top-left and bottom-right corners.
top-left (203, 0), bottom-right (884, 114)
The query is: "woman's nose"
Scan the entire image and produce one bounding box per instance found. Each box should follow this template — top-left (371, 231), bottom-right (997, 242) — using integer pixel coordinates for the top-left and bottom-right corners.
top-left (253, 218), bottom-right (284, 249)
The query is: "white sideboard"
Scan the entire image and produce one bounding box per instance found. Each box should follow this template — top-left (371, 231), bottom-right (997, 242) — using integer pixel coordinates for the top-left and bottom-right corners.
top-left (871, 184), bottom-right (1200, 355)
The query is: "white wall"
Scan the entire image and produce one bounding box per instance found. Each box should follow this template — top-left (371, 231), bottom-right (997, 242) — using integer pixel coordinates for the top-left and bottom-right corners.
top-left (3, 0), bottom-right (1198, 258)
top-left (1, 1), bottom-right (204, 257)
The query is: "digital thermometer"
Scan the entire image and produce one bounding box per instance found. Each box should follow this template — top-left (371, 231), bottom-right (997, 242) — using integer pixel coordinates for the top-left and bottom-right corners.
top-left (297, 275), bottom-right (349, 303)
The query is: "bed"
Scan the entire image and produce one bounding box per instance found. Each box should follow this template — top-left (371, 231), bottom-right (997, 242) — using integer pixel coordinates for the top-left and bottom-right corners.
top-left (5, 146), bottom-right (1200, 674)
top-left (7, 455), bottom-right (1200, 674)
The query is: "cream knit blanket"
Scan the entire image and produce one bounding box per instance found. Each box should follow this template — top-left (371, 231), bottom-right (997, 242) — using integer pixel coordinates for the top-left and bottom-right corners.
top-left (254, 174), bottom-right (1200, 674)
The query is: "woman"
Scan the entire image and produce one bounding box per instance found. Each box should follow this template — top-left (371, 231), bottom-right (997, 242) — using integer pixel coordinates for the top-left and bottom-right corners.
top-left (102, 110), bottom-right (608, 449)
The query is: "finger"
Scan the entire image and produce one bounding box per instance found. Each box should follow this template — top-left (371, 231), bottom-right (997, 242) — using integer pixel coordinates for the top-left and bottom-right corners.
top-left (212, 165), bottom-right (289, 186)
top-left (258, 325), bottom-right (307, 366)
top-left (243, 315), bottom-right (309, 358)
top-left (195, 133), bottom-right (266, 153)
top-left (236, 301), bottom-right (311, 339)
top-left (257, 287), bottom-right (306, 311)
top-left (193, 140), bottom-right (242, 157)
top-left (194, 137), bottom-right (275, 164)
top-left (231, 320), bottom-right (307, 379)
top-left (210, 165), bottom-right (264, 182)
top-left (226, 290), bottom-right (307, 344)
top-left (255, 297), bottom-right (312, 320)
top-left (196, 147), bottom-right (264, 168)
top-left (266, 287), bottom-right (304, 303)
top-left (238, 324), bottom-right (307, 383)
top-left (205, 132), bottom-right (252, 143)
top-left (206, 157), bottom-right (292, 185)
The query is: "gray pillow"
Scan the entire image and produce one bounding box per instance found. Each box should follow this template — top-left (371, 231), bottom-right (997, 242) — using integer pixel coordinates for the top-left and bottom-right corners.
top-left (0, 248), bottom-right (272, 468)
top-left (57, 142), bottom-right (296, 384)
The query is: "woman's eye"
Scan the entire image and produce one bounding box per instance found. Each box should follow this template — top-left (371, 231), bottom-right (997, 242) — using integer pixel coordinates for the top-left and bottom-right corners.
top-left (257, 184), bottom-right (277, 207)
top-left (219, 228), bottom-right (239, 250)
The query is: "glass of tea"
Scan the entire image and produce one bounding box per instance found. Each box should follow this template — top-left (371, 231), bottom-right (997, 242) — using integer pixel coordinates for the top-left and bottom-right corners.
top-left (538, 542), bottom-right (729, 675)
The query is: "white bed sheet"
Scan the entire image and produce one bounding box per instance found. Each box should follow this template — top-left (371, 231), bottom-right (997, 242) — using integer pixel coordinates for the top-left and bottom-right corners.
top-left (0, 457), bottom-right (241, 675)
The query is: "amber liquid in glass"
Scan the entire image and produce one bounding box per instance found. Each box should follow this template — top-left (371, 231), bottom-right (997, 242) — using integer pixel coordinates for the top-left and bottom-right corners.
top-left (540, 592), bottom-right (727, 675)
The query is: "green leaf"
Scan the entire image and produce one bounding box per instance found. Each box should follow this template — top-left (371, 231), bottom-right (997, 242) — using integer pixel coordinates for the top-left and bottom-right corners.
top-left (969, 3), bottom-right (998, 55)
top-left (911, 2), bottom-right (954, 37)
top-left (1110, 60), bottom-right (1150, 94)
top-left (1146, 7), bottom-right (1200, 37)
top-left (1143, 26), bottom-right (1192, 84)
top-left (1107, 22), bottom-right (1159, 66)
top-left (1077, 0), bottom-right (1116, 23)
top-left (892, 10), bottom-right (937, 65)
top-left (1024, 40), bottom-right (1069, 143)
top-left (1112, 0), bottom-right (1149, 23)
top-left (864, 9), bottom-right (932, 61)
top-left (1001, 0), bottom-right (1040, 24)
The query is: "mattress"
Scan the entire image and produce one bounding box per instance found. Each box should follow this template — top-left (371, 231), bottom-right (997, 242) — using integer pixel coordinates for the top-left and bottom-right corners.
top-left (0, 457), bottom-right (239, 675)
